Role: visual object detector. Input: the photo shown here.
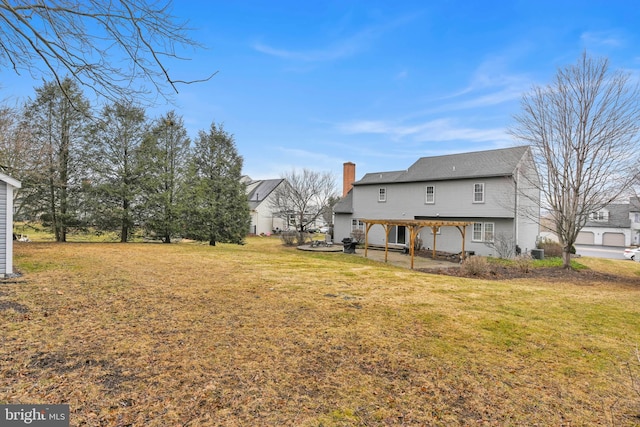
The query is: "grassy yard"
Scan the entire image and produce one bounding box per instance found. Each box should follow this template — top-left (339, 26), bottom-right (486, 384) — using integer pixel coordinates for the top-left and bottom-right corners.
top-left (2, 237), bottom-right (640, 426)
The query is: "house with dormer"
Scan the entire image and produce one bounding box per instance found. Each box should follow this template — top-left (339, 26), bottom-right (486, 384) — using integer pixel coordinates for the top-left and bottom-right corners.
top-left (575, 198), bottom-right (640, 247)
top-left (333, 146), bottom-right (540, 257)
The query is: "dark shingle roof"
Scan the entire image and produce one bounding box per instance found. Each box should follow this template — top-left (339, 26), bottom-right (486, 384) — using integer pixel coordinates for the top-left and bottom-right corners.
top-left (333, 190), bottom-right (353, 214)
top-left (355, 146), bottom-right (530, 185)
top-left (247, 179), bottom-right (284, 209)
top-left (584, 203), bottom-right (631, 228)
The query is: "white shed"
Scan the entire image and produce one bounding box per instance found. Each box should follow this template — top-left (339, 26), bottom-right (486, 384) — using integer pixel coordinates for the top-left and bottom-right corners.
top-left (0, 173), bottom-right (21, 277)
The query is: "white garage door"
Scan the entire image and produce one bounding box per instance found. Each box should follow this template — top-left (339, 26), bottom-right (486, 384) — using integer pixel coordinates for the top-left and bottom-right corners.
top-left (576, 231), bottom-right (594, 245)
top-left (602, 232), bottom-right (625, 247)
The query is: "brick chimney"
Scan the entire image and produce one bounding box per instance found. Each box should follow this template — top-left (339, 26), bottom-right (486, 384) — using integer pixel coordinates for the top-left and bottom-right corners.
top-left (342, 162), bottom-right (355, 197)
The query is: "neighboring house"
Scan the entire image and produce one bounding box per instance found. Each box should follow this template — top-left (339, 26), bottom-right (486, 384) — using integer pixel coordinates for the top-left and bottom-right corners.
top-left (243, 177), bottom-right (287, 235)
top-left (576, 199), bottom-right (640, 247)
top-left (333, 146), bottom-right (540, 257)
top-left (0, 172), bottom-right (21, 277)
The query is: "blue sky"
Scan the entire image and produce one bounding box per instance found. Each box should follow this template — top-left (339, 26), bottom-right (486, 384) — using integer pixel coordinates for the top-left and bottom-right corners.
top-left (2, 1), bottom-right (640, 182)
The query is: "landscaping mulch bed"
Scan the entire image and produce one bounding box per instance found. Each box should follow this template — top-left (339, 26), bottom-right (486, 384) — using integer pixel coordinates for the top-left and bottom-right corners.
top-left (418, 264), bottom-right (640, 285)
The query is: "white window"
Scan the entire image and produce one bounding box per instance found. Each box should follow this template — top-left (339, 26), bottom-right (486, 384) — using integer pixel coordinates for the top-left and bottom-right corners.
top-left (473, 183), bottom-right (484, 203)
top-left (378, 188), bottom-right (387, 202)
top-left (590, 211), bottom-right (608, 221)
top-left (484, 223), bottom-right (495, 242)
top-left (351, 219), bottom-right (365, 231)
top-left (473, 223), bottom-right (483, 241)
top-left (472, 222), bottom-right (494, 242)
top-left (425, 185), bottom-right (435, 204)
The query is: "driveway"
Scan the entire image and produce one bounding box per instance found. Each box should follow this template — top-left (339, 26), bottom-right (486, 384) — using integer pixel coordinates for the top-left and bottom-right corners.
top-left (574, 245), bottom-right (626, 260)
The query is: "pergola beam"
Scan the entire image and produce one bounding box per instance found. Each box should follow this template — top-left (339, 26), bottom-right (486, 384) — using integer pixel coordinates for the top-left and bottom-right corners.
top-left (360, 219), bottom-right (474, 269)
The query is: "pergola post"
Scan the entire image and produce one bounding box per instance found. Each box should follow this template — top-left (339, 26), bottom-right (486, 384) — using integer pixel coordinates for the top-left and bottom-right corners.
top-left (431, 226), bottom-right (438, 260)
top-left (456, 225), bottom-right (467, 260)
top-left (364, 223), bottom-right (375, 257)
top-left (358, 219), bottom-right (473, 268)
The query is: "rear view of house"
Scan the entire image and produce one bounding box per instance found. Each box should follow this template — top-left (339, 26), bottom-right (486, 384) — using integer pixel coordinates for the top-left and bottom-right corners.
top-left (334, 146), bottom-right (540, 257)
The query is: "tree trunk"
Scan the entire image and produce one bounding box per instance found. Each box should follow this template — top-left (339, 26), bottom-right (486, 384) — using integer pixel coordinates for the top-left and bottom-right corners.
top-left (562, 249), bottom-right (572, 269)
top-left (163, 235), bottom-right (171, 243)
top-left (209, 239), bottom-right (216, 246)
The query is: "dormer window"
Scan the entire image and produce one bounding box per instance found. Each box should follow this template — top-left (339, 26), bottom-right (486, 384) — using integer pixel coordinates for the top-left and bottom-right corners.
top-left (590, 211), bottom-right (608, 221)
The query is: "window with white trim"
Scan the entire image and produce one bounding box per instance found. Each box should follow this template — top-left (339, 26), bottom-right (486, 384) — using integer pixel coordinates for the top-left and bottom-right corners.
top-left (484, 223), bottom-right (494, 242)
top-left (472, 222), bottom-right (495, 242)
top-left (473, 183), bottom-right (485, 203)
top-left (378, 188), bottom-right (387, 202)
top-left (351, 219), bottom-right (365, 231)
top-left (590, 211), bottom-right (608, 221)
top-left (473, 223), bottom-right (483, 241)
top-left (425, 185), bottom-right (435, 204)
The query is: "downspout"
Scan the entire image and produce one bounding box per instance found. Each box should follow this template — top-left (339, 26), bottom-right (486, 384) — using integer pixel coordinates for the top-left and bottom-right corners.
top-left (514, 168), bottom-right (519, 249)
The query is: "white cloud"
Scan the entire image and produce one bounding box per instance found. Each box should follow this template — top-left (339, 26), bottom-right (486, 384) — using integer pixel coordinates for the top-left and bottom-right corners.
top-left (253, 38), bottom-right (363, 62)
top-left (252, 13), bottom-right (419, 63)
top-left (395, 70), bottom-right (408, 80)
top-left (581, 30), bottom-right (625, 48)
top-left (338, 117), bottom-right (508, 144)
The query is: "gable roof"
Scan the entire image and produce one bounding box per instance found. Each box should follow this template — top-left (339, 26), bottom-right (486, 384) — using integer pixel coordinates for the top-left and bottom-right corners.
top-left (584, 203), bottom-right (631, 228)
top-left (333, 189), bottom-right (353, 214)
top-left (355, 146), bottom-right (530, 185)
top-left (0, 172), bottom-right (21, 189)
top-left (246, 179), bottom-right (284, 209)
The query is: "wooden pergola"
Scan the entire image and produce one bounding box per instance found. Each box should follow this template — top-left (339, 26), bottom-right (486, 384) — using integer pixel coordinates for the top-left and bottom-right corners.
top-left (360, 219), bottom-right (475, 269)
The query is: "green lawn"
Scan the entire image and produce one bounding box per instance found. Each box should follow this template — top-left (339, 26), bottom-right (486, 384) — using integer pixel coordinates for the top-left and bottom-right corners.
top-left (1, 236), bottom-right (640, 426)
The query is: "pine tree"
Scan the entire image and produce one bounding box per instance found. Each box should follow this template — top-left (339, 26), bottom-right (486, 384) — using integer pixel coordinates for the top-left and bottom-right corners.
top-left (138, 112), bottom-right (190, 243)
top-left (85, 100), bottom-right (147, 242)
top-left (180, 122), bottom-right (249, 245)
top-left (23, 77), bottom-right (91, 241)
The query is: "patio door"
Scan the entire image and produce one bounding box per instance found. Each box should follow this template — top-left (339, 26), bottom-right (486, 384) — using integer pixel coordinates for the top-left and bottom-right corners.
top-left (389, 226), bottom-right (406, 245)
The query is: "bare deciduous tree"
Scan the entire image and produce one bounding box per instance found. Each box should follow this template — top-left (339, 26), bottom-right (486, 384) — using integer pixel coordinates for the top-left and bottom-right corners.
top-left (270, 169), bottom-right (337, 232)
top-left (0, 0), bottom-right (212, 103)
top-left (510, 52), bottom-right (640, 268)
top-left (0, 105), bottom-right (39, 218)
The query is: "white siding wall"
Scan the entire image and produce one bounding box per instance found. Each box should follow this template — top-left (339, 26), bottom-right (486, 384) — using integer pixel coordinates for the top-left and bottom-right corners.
top-left (251, 192), bottom-right (287, 235)
top-left (0, 182), bottom-right (7, 275)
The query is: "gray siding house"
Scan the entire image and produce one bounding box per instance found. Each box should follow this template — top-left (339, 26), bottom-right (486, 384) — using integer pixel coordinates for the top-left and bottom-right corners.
top-left (334, 146), bottom-right (540, 257)
top-left (575, 198), bottom-right (640, 247)
top-left (0, 172), bottom-right (21, 277)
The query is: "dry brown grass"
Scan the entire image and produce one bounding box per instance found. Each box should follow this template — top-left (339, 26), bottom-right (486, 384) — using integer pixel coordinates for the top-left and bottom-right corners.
top-left (2, 237), bottom-right (640, 426)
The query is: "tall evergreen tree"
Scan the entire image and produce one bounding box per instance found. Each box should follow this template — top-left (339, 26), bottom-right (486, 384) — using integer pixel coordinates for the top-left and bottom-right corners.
top-left (23, 77), bottom-right (90, 241)
top-left (180, 122), bottom-right (249, 245)
top-left (138, 111), bottom-right (190, 243)
top-left (86, 100), bottom-right (147, 242)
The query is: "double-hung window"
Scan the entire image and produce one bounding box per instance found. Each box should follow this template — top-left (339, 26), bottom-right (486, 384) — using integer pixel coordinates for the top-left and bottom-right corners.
top-left (473, 223), bottom-right (483, 241)
top-left (472, 222), bottom-right (495, 242)
top-left (484, 223), bottom-right (494, 242)
top-left (351, 219), bottom-right (365, 232)
top-left (378, 188), bottom-right (387, 202)
top-left (425, 185), bottom-right (435, 204)
top-left (473, 183), bottom-right (485, 203)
